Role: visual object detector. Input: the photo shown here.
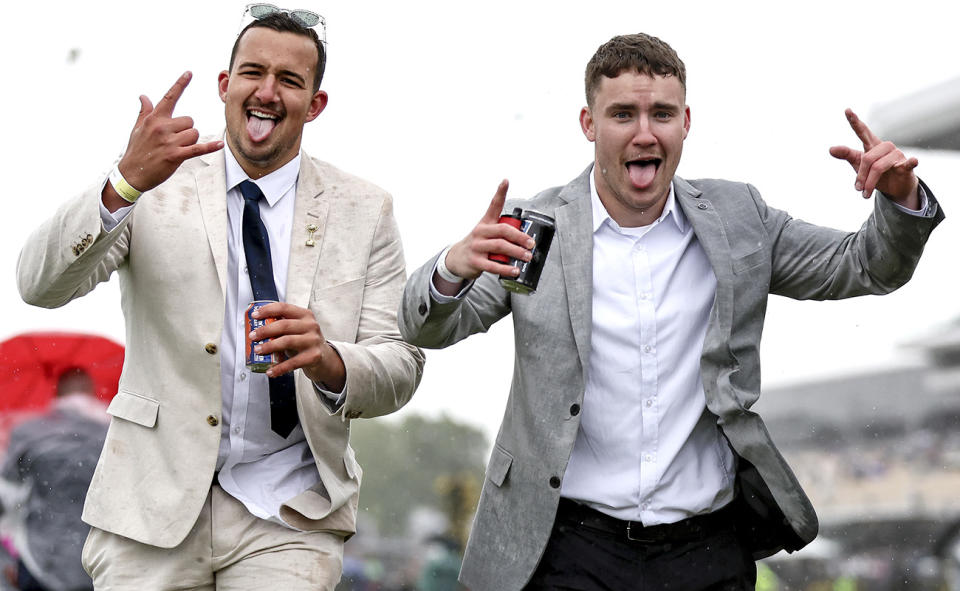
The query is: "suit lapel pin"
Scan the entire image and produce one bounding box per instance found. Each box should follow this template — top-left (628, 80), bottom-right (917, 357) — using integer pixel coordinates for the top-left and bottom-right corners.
top-left (306, 224), bottom-right (318, 247)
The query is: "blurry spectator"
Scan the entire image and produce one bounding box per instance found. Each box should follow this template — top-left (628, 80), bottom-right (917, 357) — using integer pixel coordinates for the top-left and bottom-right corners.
top-left (416, 535), bottom-right (464, 591)
top-left (0, 368), bottom-right (108, 591)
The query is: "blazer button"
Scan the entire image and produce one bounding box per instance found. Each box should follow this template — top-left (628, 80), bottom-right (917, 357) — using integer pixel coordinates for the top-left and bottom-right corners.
top-left (569, 403), bottom-right (581, 416)
top-left (345, 409), bottom-right (363, 419)
top-left (549, 476), bottom-right (561, 489)
top-left (697, 203), bottom-right (709, 210)
top-left (205, 343), bottom-right (218, 355)
top-left (207, 415), bottom-right (219, 427)
top-left (418, 301), bottom-right (428, 316)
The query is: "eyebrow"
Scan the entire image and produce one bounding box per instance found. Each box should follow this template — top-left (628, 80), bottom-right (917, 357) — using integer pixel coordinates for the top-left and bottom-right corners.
top-left (236, 61), bottom-right (308, 86)
top-left (606, 100), bottom-right (681, 113)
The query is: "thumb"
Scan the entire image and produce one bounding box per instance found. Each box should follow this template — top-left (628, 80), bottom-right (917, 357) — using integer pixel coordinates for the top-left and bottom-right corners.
top-left (829, 145), bottom-right (861, 172)
top-left (135, 95), bottom-right (154, 126)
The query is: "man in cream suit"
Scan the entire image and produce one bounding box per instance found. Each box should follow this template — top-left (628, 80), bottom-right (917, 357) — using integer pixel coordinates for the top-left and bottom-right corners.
top-left (18, 8), bottom-right (422, 590)
top-left (399, 33), bottom-right (942, 590)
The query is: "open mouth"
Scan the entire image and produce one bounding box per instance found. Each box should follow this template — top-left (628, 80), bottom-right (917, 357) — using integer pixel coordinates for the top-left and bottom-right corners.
top-left (246, 108), bottom-right (281, 143)
top-left (626, 157), bottom-right (661, 189)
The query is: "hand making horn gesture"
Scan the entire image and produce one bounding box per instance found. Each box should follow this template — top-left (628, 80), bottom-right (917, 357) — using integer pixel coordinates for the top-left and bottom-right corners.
top-left (829, 108), bottom-right (920, 210)
top-left (115, 72), bottom-right (224, 195)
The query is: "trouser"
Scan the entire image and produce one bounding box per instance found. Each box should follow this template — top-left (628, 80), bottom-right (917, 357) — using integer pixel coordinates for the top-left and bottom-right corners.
top-left (81, 484), bottom-right (344, 591)
top-left (525, 498), bottom-right (756, 591)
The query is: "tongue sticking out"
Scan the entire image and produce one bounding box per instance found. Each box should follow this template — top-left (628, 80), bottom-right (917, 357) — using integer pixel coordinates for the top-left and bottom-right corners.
top-left (247, 116), bottom-right (276, 143)
top-left (627, 162), bottom-right (657, 189)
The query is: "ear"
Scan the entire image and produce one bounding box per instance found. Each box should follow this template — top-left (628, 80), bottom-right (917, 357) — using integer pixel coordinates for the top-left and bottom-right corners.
top-left (305, 90), bottom-right (329, 123)
top-left (682, 105), bottom-right (691, 139)
top-left (217, 71), bottom-right (230, 103)
top-left (580, 106), bottom-right (596, 142)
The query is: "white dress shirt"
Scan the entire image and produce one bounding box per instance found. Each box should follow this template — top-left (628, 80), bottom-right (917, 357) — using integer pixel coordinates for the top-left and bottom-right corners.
top-left (100, 146), bottom-right (335, 528)
top-left (559, 170), bottom-right (736, 525)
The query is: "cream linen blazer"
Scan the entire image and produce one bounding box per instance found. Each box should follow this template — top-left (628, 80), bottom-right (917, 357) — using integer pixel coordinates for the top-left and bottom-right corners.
top-left (18, 148), bottom-right (424, 548)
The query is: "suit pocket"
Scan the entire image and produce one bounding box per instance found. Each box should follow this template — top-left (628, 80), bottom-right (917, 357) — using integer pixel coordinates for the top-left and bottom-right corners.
top-left (732, 247), bottom-right (766, 274)
top-left (311, 277), bottom-right (364, 303)
top-left (106, 390), bottom-right (160, 428)
top-left (486, 444), bottom-right (514, 487)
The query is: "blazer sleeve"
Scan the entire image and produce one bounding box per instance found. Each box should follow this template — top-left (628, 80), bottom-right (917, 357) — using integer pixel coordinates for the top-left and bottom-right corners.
top-left (327, 195), bottom-right (426, 420)
top-left (757, 179), bottom-right (943, 300)
top-left (398, 250), bottom-right (513, 350)
top-left (17, 180), bottom-right (131, 309)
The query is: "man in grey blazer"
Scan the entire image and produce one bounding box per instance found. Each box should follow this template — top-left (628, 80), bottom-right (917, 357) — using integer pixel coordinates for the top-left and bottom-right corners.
top-left (18, 8), bottom-right (422, 590)
top-left (398, 33), bottom-right (942, 590)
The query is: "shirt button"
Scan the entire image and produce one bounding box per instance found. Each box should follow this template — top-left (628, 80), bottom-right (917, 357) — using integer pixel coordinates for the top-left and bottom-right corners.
top-left (207, 415), bottom-right (219, 427)
top-left (644, 345), bottom-right (652, 353)
top-left (244, 266), bottom-right (249, 274)
top-left (418, 302), bottom-right (428, 316)
top-left (644, 454), bottom-right (653, 462)
top-left (233, 426), bottom-right (241, 434)
top-left (204, 343), bottom-right (218, 355)
top-left (569, 404), bottom-right (581, 416)
top-left (240, 373), bottom-right (247, 381)
top-left (645, 399), bottom-right (653, 407)
top-left (549, 476), bottom-right (561, 489)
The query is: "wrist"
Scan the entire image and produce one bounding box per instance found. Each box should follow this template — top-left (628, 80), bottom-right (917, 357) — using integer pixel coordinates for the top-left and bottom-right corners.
top-left (109, 164), bottom-right (143, 204)
top-left (436, 247), bottom-right (466, 283)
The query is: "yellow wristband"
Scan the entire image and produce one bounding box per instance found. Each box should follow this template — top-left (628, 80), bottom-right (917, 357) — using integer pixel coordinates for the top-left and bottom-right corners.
top-left (109, 165), bottom-right (143, 203)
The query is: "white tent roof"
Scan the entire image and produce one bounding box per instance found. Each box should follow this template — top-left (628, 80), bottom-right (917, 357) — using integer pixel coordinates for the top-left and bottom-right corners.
top-left (871, 76), bottom-right (960, 151)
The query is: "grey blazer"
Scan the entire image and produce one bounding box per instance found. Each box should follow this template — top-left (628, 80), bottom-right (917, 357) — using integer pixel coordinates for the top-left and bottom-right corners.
top-left (398, 165), bottom-right (942, 591)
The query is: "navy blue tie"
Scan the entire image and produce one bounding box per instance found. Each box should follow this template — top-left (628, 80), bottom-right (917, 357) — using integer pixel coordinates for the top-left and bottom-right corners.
top-left (239, 180), bottom-right (298, 438)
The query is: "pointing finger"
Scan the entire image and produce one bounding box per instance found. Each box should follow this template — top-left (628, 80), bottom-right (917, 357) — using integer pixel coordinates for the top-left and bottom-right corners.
top-left (154, 71), bottom-right (193, 117)
top-left (482, 179), bottom-right (510, 223)
top-left (844, 108), bottom-right (881, 151)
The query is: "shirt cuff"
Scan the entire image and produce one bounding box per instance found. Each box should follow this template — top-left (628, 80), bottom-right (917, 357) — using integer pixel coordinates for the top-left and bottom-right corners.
top-left (888, 184), bottom-right (930, 217)
top-left (99, 178), bottom-right (135, 232)
top-left (312, 343), bottom-right (346, 412)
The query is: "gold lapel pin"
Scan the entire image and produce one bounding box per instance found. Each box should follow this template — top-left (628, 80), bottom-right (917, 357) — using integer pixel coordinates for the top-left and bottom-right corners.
top-left (306, 224), bottom-right (318, 247)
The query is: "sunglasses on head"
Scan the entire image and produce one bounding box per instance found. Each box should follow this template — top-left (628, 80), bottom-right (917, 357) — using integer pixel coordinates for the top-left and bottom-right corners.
top-left (242, 3), bottom-right (326, 42)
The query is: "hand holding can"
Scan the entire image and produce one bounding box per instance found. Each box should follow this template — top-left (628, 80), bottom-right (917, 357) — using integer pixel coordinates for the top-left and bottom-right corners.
top-left (490, 209), bottom-right (556, 295)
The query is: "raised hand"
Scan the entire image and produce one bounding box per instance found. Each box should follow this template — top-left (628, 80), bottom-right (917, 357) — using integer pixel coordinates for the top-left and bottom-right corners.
top-left (118, 72), bottom-right (224, 192)
top-left (440, 180), bottom-right (536, 287)
top-left (829, 108), bottom-right (919, 209)
top-left (249, 302), bottom-right (345, 391)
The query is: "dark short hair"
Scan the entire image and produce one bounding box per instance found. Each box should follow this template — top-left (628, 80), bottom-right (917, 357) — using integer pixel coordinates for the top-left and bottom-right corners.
top-left (585, 33), bottom-right (686, 107)
top-left (229, 12), bottom-right (326, 92)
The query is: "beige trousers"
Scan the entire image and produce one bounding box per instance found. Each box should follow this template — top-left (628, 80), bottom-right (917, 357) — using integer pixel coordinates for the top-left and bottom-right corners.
top-left (82, 485), bottom-right (344, 590)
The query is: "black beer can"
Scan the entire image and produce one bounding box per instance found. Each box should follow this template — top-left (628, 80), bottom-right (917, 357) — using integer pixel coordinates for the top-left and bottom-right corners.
top-left (498, 210), bottom-right (555, 295)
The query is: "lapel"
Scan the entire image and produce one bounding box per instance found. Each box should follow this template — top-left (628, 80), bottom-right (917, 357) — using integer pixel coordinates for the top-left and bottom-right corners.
top-left (196, 150), bottom-right (229, 297)
top-left (673, 176), bottom-right (734, 340)
top-left (555, 166), bottom-right (594, 373)
top-left (284, 154), bottom-right (329, 308)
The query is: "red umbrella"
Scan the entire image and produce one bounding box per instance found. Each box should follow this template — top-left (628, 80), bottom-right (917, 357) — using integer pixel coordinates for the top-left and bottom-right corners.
top-left (0, 331), bottom-right (125, 412)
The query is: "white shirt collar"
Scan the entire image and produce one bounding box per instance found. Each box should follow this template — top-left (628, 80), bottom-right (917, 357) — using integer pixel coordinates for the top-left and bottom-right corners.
top-left (589, 164), bottom-right (686, 235)
top-left (224, 143), bottom-right (301, 207)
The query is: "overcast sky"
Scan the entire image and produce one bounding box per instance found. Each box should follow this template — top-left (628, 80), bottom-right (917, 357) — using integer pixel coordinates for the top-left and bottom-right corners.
top-left (5, 0), bottom-right (958, 441)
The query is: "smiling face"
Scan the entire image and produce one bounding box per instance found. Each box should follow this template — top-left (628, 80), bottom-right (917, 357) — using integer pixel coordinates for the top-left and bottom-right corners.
top-left (580, 71), bottom-right (690, 227)
top-left (218, 27), bottom-right (328, 178)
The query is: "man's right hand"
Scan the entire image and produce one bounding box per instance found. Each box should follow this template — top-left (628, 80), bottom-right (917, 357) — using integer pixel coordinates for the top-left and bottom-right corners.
top-left (103, 71), bottom-right (224, 212)
top-left (435, 180), bottom-right (535, 295)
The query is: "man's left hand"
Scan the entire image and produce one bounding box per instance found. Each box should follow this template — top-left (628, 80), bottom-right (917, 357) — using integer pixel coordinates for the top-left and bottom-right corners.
top-left (249, 302), bottom-right (346, 392)
top-left (829, 108), bottom-right (920, 209)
